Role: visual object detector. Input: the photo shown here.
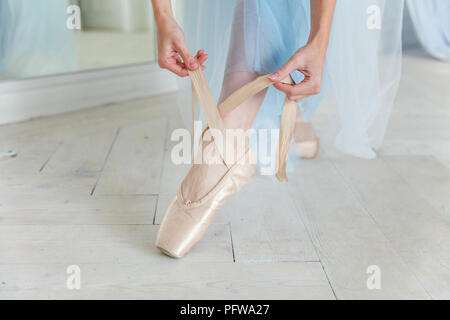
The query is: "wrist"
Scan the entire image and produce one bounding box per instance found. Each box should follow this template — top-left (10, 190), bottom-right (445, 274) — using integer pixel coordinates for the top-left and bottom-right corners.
top-left (307, 33), bottom-right (329, 55)
top-left (155, 13), bottom-right (176, 27)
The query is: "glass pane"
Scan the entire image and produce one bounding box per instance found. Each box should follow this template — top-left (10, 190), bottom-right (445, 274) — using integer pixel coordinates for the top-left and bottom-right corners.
top-left (0, 0), bottom-right (157, 80)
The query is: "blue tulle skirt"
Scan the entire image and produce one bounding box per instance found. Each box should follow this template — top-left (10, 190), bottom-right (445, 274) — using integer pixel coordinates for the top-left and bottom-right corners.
top-left (180, 0), bottom-right (404, 169)
top-left (236, 0), bottom-right (324, 173)
top-left (182, 0), bottom-right (323, 174)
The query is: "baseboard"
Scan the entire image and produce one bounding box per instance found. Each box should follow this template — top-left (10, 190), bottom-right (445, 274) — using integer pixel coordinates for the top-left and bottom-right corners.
top-left (0, 63), bottom-right (178, 125)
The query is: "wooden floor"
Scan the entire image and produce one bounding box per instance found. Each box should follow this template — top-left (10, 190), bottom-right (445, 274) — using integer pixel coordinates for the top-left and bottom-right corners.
top-left (0, 49), bottom-right (449, 299)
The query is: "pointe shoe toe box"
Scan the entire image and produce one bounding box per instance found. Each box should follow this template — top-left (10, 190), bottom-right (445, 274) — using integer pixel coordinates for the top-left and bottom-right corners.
top-left (155, 162), bottom-right (255, 258)
top-left (155, 198), bottom-right (212, 258)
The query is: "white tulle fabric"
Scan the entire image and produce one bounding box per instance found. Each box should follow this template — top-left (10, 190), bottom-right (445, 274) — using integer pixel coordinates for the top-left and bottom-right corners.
top-left (406, 0), bottom-right (450, 61)
top-left (178, 0), bottom-right (404, 161)
top-left (327, 0), bottom-right (404, 158)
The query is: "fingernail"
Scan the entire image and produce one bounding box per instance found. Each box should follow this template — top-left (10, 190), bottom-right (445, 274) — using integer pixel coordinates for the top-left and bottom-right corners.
top-left (269, 72), bottom-right (280, 81)
top-left (189, 59), bottom-right (198, 69)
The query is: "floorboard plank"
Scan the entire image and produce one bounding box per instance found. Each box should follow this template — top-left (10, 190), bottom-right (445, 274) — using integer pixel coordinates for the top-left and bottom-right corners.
top-left (382, 155), bottom-right (450, 222)
top-left (41, 127), bottom-right (118, 177)
top-left (94, 118), bottom-right (167, 195)
top-left (0, 139), bottom-right (60, 174)
top-left (0, 224), bottom-right (232, 264)
top-left (333, 156), bottom-right (450, 299)
top-left (0, 261), bottom-right (334, 299)
top-left (223, 176), bottom-right (318, 264)
top-left (288, 158), bottom-right (428, 299)
top-left (0, 195), bottom-right (156, 225)
top-left (0, 174), bottom-right (97, 196)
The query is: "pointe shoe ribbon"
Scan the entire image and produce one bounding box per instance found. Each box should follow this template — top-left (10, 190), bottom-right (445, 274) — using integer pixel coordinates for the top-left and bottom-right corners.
top-left (156, 70), bottom-right (296, 258)
top-left (189, 69), bottom-right (297, 182)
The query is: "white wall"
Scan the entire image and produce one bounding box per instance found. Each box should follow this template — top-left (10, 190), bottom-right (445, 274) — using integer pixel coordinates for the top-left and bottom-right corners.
top-left (0, 64), bottom-right (177, 125)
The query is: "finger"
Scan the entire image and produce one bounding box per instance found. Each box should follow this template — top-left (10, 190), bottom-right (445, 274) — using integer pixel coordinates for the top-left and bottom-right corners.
top-left (269, 56), bottom-right (298, 82)
top-left (166, 60), bottom-right (189, 77)
top-left (175, 43), bottom-right (198, 70)
top-left (197, 53), bottom-right (208, 65)
top-left (289, 95), bottom-right (309, 103)
top-left (273, 82), bottom-right (297, 96)
top-left (159, 50), bottom-right (184, 67)
top-left (273, 78), bottom-right (320, 96)
top-left (195, 49), bottom-right (208, 60)
top-left (176, 57), bottom-right (206, 72)
top-left (196, 49), bottom-right (205, 57)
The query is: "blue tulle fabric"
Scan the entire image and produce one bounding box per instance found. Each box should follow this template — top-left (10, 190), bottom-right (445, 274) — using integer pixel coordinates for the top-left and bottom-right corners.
top-left (182, 0), bottom-right (323, 174)
top-left (180, 0), bottom-right (404, 171)
top-left (240, 0), bottom-right (323, 121)
top-left (406, 0), bottom-right (450, 60)
top-left (241, 0), bottom-right (323, 173)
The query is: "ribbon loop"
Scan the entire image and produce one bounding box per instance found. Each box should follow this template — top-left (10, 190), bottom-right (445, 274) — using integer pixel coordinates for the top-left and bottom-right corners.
top-left (189, 69), bottom-right (297, 181)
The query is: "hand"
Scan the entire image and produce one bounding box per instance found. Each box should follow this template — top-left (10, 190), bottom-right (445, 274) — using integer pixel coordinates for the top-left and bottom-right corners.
top-left (269, 44), bottom-right (326, 102)
top-left (156, 17), bottom-right (208, 77)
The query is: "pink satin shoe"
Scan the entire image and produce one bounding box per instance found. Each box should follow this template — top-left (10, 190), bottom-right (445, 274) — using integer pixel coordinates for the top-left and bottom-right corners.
top-left (155, 150), bottom-right (255, 258)
top-left (155, 69), bottom-right (300, 258)
top-left (294, 121), bottom-right (320, 159)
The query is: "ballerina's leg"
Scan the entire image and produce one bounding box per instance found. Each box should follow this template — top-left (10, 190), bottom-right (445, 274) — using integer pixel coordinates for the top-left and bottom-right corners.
top-left (180, 1), bottom-right (267, 203)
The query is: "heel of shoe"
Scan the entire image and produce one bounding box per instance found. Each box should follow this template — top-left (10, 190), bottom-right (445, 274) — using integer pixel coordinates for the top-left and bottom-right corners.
top-left (295, 139), bottom-right (320, 159)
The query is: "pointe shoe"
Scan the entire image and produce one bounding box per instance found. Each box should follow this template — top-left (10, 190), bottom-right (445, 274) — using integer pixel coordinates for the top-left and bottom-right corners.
top-left (294, 121), bottom-right (320, 159)
top-left (155, 150), bottom-right (255, 258)
top-left (155, 69), bottom-right (303, 257)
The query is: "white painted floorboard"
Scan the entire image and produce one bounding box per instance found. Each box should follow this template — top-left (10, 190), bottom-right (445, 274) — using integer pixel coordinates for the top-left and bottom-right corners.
top-left (381, 155), bottom-right (450, 222)
top-left (41, 127), bottom-right (118, 177)
top-left (94, 118), bottom-right (167, 195)
top-left (0, 194), bottom-right (157, 225)
top-left (333, 156), bottom-right (450, 299)
top-left (287, 158), bottom-right (429, 299)
top-left (222, 176), bottom-right (318, 264)
top-left (0, 224), bottom-right (232, 264)
top-left (0, 262), bottom-right (334, 300)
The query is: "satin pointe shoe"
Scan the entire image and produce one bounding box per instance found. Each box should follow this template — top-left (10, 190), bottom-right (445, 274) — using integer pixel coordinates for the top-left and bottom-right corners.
top-left (155, 69), bottom-right (300, 258)
top-left (155, 149), bottom-right (255, 258)
top-left (294, 120), bottom-right (320, 159)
